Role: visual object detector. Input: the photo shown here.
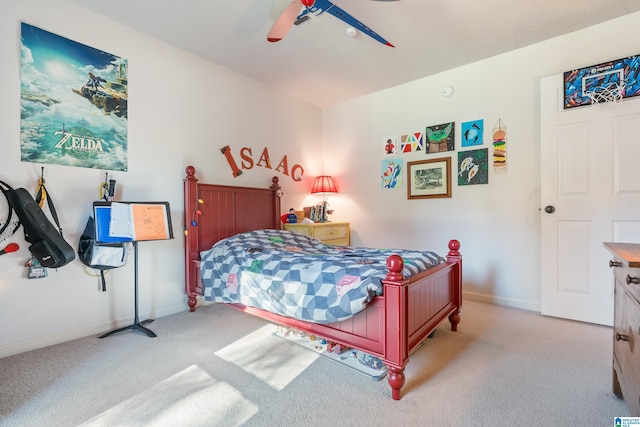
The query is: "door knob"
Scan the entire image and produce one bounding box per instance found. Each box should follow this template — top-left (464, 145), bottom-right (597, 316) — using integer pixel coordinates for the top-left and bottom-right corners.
top-left (544, 205), bottom-right (555, 214)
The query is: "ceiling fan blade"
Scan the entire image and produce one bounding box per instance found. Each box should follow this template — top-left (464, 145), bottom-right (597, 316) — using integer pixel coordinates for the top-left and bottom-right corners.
top-left (268, 0), bottom-right (303, 42)
top-left (322, 0), bottom-right (394, 47)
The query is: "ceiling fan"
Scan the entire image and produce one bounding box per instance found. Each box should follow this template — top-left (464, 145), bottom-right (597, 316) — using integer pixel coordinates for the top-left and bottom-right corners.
top-left (268, 0), bottom-right (397, 47)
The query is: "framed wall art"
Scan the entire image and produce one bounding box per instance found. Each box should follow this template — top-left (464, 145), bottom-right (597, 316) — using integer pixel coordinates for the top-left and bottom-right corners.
top-left (407, 157), bottom-right (451, 200)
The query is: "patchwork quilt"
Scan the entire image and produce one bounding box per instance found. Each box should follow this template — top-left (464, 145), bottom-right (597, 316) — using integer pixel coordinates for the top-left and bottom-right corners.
top-left (200, 229), bottom-right (443, 324)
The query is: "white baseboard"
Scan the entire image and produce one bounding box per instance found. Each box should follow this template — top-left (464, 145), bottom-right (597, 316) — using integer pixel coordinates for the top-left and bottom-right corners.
top-left (0, 302), bottom-right (187, 359)
top-left (462, 290), bottom-right (541, 313)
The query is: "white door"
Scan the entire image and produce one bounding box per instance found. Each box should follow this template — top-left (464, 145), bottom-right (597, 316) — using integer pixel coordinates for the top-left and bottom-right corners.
top-left (540, 74), bottom-right (640, 326)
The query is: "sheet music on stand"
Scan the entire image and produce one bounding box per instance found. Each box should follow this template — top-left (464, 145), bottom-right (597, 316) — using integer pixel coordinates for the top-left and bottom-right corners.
top-left (98, 201), bottom-right (173, 242)
top-left (109, 202), bottom-right (134, 239)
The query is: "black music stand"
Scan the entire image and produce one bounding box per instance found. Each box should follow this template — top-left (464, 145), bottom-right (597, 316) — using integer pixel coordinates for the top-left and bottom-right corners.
top-left (94, 201), bottom-right (174, 339)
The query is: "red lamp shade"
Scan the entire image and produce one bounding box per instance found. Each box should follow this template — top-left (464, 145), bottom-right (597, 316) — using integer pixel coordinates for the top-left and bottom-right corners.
top-left (311, 176), bottom-right (338, 194)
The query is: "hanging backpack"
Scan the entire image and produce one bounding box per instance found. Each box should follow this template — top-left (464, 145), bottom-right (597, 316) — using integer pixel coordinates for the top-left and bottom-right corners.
top-left (78, 216), bottom-right (131, 291)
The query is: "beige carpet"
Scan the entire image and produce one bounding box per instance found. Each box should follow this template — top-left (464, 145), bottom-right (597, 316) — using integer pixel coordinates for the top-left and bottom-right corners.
top-left (0, 300), bottom-right (630, 426)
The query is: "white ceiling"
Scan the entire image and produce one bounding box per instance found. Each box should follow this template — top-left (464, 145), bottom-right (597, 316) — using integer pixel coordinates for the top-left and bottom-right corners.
top-left (69, 0), bottom-right (640, 108)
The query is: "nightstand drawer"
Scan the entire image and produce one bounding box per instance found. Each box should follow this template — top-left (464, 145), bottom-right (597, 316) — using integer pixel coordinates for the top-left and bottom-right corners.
top-left (322, 236), bottom-right (350, 246)
top-left (314, 224), bottom-right (348, 241)
top-left (283, 222), bottom-right (350, 246)
top-left (284, 224), bottom-right (313, 237)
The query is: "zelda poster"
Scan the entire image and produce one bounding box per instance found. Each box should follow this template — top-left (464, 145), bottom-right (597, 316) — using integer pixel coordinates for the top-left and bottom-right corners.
top-left (20, 23), bottom-right (128, 171)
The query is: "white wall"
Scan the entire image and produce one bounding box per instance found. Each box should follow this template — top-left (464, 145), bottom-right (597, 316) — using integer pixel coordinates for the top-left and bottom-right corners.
top-left (0, 0), bottom-right (321, 357)
top-left (323, 12), bottom-right (640, 310)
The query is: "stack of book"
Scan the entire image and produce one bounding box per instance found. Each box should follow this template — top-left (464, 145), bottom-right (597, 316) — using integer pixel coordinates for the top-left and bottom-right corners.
top-left (310, 204), bottom-right (327, 222)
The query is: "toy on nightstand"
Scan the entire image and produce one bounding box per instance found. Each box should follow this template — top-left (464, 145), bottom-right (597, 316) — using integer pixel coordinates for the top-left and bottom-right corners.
top-left (281, 208), bottom-right (298, 224)
top-left (287, 208), bottom-right (297, 223)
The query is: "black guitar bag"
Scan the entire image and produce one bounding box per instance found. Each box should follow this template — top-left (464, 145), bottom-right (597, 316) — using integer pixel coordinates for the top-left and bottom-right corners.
top-left (6, 187), bottom-right (75, 268)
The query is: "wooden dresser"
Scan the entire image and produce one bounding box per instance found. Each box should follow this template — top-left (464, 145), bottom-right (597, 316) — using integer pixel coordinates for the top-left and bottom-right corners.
top-left (284, 222), bottom-right (350, 246)
top-left (604, 242), bottom-right (640, 416)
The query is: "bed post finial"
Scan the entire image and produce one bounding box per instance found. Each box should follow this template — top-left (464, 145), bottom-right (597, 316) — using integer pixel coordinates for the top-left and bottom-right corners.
top-left (448, 239), bottom-right (460, 257)
top-left (270, 176), bottom-right (280, 190)
top-left (186, 166), bottom-right (196, 180)
top-left (385, 254), bottom-right (404, 282)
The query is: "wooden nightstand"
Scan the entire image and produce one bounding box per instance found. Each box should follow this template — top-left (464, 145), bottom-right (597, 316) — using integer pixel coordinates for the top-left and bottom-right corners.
top-left (284, 222), bottom-right (350, 246)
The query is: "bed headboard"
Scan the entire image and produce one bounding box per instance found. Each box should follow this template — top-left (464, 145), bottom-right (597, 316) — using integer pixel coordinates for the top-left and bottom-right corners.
top-left (183, 165), bottom-right (281, 310)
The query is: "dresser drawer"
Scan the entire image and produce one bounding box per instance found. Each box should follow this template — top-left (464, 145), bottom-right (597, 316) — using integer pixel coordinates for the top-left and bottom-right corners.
top-left (614, 265), bottom-right (640, 306)
top-left (314, 224), bottom-right (348, 241)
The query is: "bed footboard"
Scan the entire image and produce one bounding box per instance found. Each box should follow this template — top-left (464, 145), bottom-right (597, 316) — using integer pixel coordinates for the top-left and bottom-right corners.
top-left (197, 240), bottom-right (461, 400)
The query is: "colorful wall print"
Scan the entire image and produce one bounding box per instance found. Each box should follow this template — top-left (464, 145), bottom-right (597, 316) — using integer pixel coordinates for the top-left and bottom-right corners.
top-left (425, 122), bottom-right (455, 153)
top-left (20, 23), bottom-right (128, 171)
top-left (492, 119), bottom-right (507, 174)
top-left (461, 119), bottom-right (484, 147)
top-left (383, 136), bottom-right (398, 156)
top-left (458, 149), bottom-right (489, 185)
top-left (399, 132), bottom-right (424, 153)
top-left (381, 158), bottom-right (402, 189)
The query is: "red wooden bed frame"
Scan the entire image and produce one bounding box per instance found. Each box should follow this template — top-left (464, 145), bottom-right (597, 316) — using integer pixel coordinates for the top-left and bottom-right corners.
top-left (183, 166), bottom-right (462, 400)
